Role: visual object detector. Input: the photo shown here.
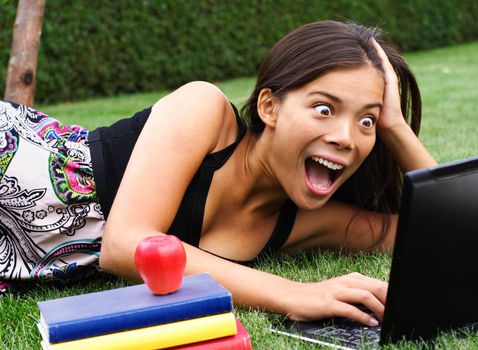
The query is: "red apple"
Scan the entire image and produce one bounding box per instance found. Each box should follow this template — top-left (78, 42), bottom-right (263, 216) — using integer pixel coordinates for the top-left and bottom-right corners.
top-left (134, 235), bottom-right (187, 295)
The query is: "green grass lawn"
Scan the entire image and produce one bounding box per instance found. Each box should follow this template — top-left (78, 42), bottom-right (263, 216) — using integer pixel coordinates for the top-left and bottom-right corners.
top-left (2, 41), bottom-right (478, 350)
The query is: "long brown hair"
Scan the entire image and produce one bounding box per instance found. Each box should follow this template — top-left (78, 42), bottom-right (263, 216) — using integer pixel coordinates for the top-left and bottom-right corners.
top-left (241, 20), bottom-right (422, 246)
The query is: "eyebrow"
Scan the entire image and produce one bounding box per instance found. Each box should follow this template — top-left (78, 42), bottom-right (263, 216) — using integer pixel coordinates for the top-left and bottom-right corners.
top-left (308, 91), bottom-right (383, 109)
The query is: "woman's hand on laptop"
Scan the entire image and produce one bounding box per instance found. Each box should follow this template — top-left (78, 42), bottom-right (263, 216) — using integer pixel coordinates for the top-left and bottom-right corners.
top-left (284, 272), bottom-right (387, 327)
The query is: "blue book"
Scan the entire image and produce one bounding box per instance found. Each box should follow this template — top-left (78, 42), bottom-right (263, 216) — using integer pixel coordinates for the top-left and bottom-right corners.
top-left (37, 273), bottom-right (233, 344)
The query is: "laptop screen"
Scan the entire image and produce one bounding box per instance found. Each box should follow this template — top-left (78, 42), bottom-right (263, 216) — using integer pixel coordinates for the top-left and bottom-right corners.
top-left (381, 156), bottom-right (478, 343)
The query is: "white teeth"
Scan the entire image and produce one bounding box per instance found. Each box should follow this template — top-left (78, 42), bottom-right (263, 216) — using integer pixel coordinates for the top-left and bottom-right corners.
top-left (311, 156), bottom-right (344, 170)
top-left (313, 181), bottom-right (332, 190)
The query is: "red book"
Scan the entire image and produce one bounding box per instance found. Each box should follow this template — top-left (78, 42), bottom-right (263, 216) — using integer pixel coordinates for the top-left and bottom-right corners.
top-left (168, 318), bottom-right (252, 350)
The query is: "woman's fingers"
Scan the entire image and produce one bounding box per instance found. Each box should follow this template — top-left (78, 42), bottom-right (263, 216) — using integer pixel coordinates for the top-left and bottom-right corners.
top-left (335, 287), bottom-right (385, 322)
top-left (371, 38), bottom-right (399, 96)
top-left (332, 300), bottom-right (381, 327)
top-left (339, 272), bottom-right (388, 305)
top-left (322, 273), bottom-right (388, 325)
top-left (370, 38), bottom-right (404, 130)
top-left (371, 38), bottom-right (397, 81)
top-left (285, 273), bottom-right (388, 326)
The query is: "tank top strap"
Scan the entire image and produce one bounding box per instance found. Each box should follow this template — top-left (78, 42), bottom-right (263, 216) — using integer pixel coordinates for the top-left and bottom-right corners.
top-left (257, 199), bottom-right (298, 255)
top-left (167, 103), bottom-right (247, 245)
top-left (202, 103), bottom-right (247, 169)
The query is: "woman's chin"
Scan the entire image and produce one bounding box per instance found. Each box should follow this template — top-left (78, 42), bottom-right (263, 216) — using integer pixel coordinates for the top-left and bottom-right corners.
top-left (294, 192), bottom-right (332, 211)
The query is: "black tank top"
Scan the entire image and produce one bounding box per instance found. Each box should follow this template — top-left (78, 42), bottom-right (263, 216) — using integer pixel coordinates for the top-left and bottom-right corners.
top-left (90, 104), bottom-right (297, 266)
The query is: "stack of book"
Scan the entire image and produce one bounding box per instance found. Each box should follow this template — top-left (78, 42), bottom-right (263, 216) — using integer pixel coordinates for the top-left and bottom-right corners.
top-left (37, 273), bottom-right (252, 350)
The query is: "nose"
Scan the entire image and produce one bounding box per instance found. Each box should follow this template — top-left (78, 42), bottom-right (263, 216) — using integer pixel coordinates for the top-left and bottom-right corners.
top-left (323, 118), bottom-right (354, 150)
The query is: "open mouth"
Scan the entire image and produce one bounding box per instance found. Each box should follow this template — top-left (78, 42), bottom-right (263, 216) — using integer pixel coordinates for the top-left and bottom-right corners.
top-left (305, 156), bottom-right (344, 193)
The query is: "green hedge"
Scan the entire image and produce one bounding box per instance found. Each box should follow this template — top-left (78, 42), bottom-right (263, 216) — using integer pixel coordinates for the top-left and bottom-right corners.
top-left (1, 0), bottom-right (477, 104)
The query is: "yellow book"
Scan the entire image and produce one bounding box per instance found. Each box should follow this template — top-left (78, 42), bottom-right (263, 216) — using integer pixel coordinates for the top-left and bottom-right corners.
top-left (40, 313), bottom-right (237, 350)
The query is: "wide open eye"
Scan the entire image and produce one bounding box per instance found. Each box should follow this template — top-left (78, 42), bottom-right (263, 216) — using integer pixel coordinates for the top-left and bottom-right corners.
top-left (358, 115), bottom-right (376, 129)
top-left (314, 104), bottom-right (332, 116)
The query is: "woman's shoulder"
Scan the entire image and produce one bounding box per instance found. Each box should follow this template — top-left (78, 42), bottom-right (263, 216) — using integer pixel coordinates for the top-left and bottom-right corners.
top-left (165, 81), bottom-right (230, 113)
top-left (153, 81), bottom-right (241, 153)
top-left (177, 80), bottom-right (225, 95)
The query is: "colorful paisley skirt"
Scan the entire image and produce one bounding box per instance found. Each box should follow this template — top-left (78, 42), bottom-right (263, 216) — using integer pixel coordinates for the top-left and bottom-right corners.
top-left (0, 100), bottom-right (104, 293)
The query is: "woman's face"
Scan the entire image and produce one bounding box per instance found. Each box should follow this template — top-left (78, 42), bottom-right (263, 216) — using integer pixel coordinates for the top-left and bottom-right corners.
top-left (268, 64), bottom-right (384, 209)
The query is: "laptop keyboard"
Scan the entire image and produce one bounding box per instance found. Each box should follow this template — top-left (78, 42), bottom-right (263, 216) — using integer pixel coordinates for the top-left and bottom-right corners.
top-left (303, 317), bottom-right (381, 349)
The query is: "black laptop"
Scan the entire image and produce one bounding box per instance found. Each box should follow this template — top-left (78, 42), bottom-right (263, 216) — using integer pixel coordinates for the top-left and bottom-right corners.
top-left (270, 156), bottom-right (478, 349)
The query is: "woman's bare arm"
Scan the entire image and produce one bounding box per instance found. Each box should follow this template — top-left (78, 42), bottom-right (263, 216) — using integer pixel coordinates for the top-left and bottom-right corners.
top-left (100, 81), bottom-right (234, 278)
top-left (284, 200), bottom-right (397, 254)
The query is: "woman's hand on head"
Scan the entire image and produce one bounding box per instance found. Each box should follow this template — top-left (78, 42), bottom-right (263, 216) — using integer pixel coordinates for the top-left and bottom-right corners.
top-left (284, 272), bottom-right (387, 327)
top-left (370, 39), bottom-right (437, 172)
top-left (371, 39), bottom-right (408, 133)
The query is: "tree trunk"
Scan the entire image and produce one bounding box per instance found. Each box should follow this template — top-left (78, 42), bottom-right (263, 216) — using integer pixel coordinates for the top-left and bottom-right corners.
top-left (4, 0), bottom-right (46, 106)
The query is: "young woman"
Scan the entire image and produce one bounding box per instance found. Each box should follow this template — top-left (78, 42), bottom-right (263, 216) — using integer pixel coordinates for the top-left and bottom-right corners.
top-left (0, 20), bottom-right (435, 326)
